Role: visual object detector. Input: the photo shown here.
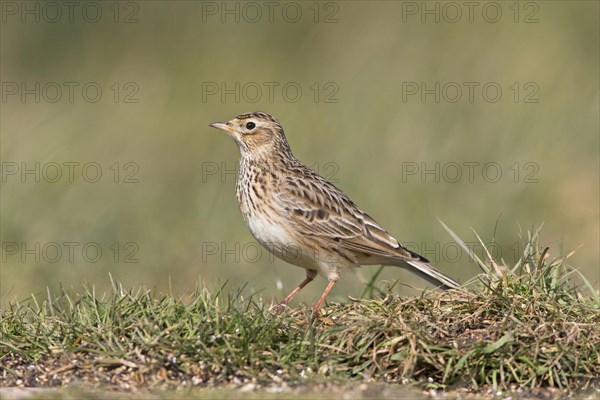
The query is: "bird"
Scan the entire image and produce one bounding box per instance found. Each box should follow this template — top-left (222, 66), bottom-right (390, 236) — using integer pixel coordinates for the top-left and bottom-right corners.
top-left (209, 112), bottom-right (460, 313)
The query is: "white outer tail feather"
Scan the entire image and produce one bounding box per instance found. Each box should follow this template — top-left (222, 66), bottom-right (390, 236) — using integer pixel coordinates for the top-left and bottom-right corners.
top-left (404, 259), bottom-right (460, 289)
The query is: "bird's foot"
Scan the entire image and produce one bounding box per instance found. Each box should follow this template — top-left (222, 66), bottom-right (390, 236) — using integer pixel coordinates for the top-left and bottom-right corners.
top-left (270, 302), bottom-right (289, 315)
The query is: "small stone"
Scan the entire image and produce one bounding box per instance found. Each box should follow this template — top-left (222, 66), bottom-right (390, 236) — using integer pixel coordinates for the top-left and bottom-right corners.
top-left (239, 383), bottom-right (256, 392)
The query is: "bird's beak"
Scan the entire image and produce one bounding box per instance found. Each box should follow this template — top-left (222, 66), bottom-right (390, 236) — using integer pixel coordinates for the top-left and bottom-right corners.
top-left (209, 121), bottom-right (234, 134)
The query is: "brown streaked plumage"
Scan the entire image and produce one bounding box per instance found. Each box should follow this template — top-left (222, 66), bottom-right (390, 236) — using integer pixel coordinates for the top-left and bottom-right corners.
top-left (209, 112), bottom-right (460, 313)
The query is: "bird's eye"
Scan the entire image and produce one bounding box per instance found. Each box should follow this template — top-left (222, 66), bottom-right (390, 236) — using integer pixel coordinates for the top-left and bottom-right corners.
top-left (246, 122), bottom-right (256, 130)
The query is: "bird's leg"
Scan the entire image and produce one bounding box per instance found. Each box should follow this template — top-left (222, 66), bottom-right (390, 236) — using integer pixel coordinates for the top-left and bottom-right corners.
top-left (312, 279), bottom-right (337, 314)
top-left (274, 270), bottom-right (317, 312)
top-left (279, 276), bottom-right (313, 306)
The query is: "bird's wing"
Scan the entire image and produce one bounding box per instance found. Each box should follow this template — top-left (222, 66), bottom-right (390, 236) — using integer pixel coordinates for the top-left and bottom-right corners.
top-left (273, 170), bottom-right (419, 263)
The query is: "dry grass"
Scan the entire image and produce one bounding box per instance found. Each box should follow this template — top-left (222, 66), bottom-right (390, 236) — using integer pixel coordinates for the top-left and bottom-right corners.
top-left (1, 228), bottom-right (599, 398)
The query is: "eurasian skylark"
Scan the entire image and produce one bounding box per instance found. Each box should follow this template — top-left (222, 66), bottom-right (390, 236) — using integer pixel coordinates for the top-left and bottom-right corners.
top-left (209, 112), bottom-right (460, 313)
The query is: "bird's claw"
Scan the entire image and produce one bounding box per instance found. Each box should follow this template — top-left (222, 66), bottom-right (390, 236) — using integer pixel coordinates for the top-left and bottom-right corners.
top-left (270, 302), bottom-right (289, 315)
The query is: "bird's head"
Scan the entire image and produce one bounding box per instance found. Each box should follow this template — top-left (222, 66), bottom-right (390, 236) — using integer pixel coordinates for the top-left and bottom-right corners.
top-left (209, 112), bottom-right (292, 159)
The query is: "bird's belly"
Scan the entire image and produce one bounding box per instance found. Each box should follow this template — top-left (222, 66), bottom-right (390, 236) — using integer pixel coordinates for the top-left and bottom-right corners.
top-left (246, 211), bottom-right (290, 248)
top-left (244, 211), bottom-right (316, 269)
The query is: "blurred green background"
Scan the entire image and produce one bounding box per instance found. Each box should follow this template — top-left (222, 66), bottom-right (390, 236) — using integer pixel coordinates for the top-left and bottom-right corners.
top-left (1, 1), bottom-right (598, 305)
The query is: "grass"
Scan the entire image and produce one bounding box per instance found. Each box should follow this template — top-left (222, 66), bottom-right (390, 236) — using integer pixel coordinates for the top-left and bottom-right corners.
top-left (1, 227), bottom-right (599, 398)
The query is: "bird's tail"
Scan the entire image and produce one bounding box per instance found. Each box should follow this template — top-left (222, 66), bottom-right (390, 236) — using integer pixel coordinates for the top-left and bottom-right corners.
top-left (403, 257), bottom-right (460, 290)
